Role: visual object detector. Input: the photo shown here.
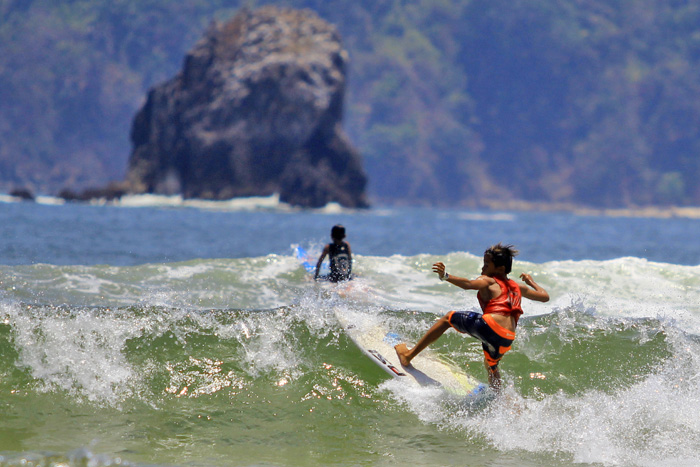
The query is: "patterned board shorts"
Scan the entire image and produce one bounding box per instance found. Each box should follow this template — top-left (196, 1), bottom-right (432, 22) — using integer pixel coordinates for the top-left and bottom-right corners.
top-left (447, 311), bottom-right (516, 368)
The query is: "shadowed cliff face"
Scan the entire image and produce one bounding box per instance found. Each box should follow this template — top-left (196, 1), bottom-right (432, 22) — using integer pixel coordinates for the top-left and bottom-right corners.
top-left (127, 6), bottom-right (369, 208)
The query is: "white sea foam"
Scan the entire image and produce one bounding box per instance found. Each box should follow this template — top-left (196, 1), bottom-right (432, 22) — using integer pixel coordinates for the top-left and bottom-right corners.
top-left (4, 253), bottom-right (699, 326)
top-left (5, 302), bottom-right (140, 405)
top-left (452, 211), bottom-right (516, 222)
top-left (111, 193), bottom-right (359, 213)
top-left (456, 336), bottom-right (700, 466)
top-left (35, 195), bottom-right (66, 205)
top-left (113, 193), bottom-right (293, 211)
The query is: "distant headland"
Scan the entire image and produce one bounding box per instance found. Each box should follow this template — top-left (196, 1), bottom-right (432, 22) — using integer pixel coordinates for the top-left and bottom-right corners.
top-left (3, 2), bottom-right (700, 210)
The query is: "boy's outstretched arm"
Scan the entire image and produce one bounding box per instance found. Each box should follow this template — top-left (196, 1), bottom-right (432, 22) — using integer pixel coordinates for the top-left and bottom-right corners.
top-left (432, 262), bottom-right (492, 290)
top-left (519, 273), bottom-right (550, 302)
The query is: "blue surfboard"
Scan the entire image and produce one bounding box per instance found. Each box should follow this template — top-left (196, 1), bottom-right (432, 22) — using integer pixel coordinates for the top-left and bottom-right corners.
top-left (295, 246), bottom-right (316, 273)
top-left (295, 245), bottom-right (331, 276)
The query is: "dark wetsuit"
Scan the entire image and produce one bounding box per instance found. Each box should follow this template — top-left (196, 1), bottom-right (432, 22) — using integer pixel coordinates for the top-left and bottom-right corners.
top-left (328, 241), bottom-right (352, 282)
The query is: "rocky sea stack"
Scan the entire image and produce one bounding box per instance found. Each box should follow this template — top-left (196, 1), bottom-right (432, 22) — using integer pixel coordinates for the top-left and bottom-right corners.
top-left (126, 6), bottom-right (369, 208)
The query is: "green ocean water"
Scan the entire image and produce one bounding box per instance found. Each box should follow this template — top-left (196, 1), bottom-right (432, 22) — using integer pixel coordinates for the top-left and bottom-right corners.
top-left (2, 251), bottom-right (700, 466)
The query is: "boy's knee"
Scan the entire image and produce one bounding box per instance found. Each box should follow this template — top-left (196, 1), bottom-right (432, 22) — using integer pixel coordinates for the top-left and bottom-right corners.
top-left (439, 313), bottom-right (454, 328)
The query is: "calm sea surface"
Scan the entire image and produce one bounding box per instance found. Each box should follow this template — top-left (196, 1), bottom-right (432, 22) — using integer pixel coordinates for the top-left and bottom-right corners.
top-left (1, 196), bottom-right (700, 466)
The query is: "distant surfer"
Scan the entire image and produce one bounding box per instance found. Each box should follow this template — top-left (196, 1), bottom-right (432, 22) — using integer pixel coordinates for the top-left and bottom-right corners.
top-left (395, 243), bottom-right (549, 391)
top-left (314, 225), bottom-right (353, 282)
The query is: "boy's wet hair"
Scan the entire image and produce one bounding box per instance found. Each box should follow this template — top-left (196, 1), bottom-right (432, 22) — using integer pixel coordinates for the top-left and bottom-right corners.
top-left (485, 243), bottom-right (519, 274)
top-left (331, 224), bottom-right (346, 240)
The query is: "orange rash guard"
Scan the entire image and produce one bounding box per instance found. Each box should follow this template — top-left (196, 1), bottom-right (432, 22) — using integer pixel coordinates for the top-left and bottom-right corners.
top-left (477, 276), bottom-right (523, 327)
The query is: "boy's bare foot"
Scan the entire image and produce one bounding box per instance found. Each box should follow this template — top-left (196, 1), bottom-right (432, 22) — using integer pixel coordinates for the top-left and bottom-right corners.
top-left (394, 343), bottom-right (412, 367)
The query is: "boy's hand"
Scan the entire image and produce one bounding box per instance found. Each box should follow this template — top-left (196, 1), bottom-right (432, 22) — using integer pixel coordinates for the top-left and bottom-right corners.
top-left (520, 273), bottom-right (550, 302)
top-left (520, 273), bottom-right (535, 287)
top-left (432, 262), bottom-right (446, 279)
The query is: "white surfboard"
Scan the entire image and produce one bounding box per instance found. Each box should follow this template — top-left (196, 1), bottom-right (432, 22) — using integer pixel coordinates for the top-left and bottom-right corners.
top-left (294, 246), bottom-right (491, 404)
top-left (335, 311), bottom-right (491, 402)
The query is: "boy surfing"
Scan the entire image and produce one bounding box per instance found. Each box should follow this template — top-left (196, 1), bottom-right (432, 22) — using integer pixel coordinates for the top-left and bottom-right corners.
top-left (314, 225), bottom-right (353, 282)
top-left (395, 243), bottom-right (549, 391)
